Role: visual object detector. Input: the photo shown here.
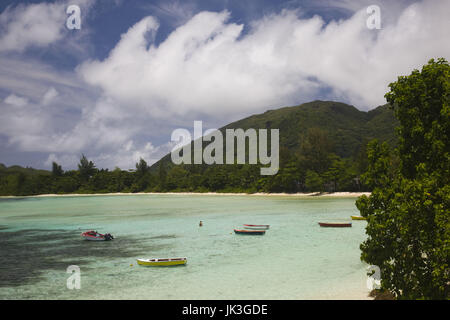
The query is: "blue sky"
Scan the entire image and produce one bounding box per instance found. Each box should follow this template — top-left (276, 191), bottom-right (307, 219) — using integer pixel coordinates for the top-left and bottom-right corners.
top-left (0, 0), bottom-right (448, 170)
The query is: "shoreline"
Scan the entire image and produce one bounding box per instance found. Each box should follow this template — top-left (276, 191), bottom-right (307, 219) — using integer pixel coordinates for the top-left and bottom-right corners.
top-left (0, 191), bottom-right (371, 199)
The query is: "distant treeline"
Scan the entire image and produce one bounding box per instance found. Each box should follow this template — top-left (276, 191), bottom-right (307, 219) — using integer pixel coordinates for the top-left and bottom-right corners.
top-left (0, 130), bottom-right (388, 196)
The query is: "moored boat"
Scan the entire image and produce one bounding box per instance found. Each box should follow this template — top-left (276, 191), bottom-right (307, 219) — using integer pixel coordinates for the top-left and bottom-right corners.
top-left (243, 224), bottom-right (270, 230)
top-left (234, 229), bottom-right (266, 235)
top-left (318, 222), bottom-right (352, 228)
top-left (351, 215), bottom-right (367, 220)
top-left (136, 257), bottom-right (187, 266)
top-left (81, 230), bottom-right (114, 241)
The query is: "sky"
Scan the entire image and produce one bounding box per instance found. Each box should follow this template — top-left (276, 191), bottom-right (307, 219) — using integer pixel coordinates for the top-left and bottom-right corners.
top-left (0, 0), bottom-right (448, 170)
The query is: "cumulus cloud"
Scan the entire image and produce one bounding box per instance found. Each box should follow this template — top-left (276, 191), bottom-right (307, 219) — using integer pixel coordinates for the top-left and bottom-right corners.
top-left (79, 0), bottom-right (450, 115)
top-left (0, 55), bottom-right (98, 151)
top-left (1, 89), bottom-right (128, 154)
top-left (0, 58), bottom-right (173, 170)
top-left (0, 2), bottom-right (65, 52)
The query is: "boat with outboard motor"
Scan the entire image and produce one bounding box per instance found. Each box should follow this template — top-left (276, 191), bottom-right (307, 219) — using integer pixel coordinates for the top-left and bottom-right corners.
top-left (81, 230), bottom-right (114, 241)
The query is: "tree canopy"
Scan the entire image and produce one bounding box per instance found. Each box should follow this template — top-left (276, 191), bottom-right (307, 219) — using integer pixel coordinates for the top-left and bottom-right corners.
top-left (356, 58), bottom-right (449, 299)
top-left (77, 154), bottom-right (97, 181)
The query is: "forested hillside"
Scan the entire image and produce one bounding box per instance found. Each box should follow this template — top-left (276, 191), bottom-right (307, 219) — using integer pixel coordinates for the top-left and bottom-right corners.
top-left (0, 101), bottom-right (398, 196)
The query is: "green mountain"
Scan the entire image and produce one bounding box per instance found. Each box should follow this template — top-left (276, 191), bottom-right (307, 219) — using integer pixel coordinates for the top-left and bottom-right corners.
top-left (151, 100), bottom-right (398, 171)
top-left (224, 100), bottom-right (396, 157)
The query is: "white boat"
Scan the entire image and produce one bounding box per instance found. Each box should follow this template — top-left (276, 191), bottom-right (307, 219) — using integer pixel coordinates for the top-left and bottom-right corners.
top-left (243, 224), bottom-right (270, 230)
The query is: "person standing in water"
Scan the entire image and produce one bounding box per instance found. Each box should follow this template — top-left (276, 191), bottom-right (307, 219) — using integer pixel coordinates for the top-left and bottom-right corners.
top-left (199, 221), bottom-right (203, 227)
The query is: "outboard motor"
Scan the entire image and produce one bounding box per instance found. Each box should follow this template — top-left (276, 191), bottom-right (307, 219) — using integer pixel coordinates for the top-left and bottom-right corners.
top-left (105, 233), bottom-right (114, 241)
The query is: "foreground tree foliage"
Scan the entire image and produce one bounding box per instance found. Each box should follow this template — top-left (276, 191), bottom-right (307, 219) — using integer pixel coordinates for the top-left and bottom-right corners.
top-left (356, 58), bottom-right (449, 299)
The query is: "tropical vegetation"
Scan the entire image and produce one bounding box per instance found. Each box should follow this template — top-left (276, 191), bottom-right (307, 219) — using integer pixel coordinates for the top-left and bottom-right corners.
top-left (0, 101), bottom-right (398, 196)
top-left (357, 58), bottom-right (449, 299)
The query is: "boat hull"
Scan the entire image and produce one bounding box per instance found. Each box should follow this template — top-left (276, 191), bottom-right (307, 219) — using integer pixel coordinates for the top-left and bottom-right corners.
top-left (82, 235), bottom-right (107, 241)
top-left (81, 231), bottom-right (113, 241)
top-left (234, 229), bottom-right (266, 235)
top-left (137, 258), bottom-right (187, 266)
top-left (350, 215), bottom-right (367, 220)
top-left (318, 222), bottom-right (352, 228)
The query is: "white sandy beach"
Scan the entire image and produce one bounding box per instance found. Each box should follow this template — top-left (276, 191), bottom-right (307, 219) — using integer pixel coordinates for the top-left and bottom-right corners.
top-left (0, 191), bottom-right (371, 199)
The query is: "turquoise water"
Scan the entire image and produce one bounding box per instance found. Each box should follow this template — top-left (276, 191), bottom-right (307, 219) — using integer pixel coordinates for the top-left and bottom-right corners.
top-left (0, 194), bottom-right (370, 299)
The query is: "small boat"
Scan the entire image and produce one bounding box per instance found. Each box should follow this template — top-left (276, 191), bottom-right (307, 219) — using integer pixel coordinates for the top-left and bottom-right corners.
top-left (243, 224), bottom-right (270, 230)
top-left (234, 229), bottom-right (266, 235)
top-left (318, 222), bottom-right (352, 228)
top-left (136, 257), bottom-right (187, 266)
top-left (81, 230), bottom-right (114, 241)
top-left (351, 215), bottom-right (367, 220)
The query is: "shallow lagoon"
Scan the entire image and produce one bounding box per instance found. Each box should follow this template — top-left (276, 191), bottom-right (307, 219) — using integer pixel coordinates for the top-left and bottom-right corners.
top-left (0, 194), bottom-right (370, 299)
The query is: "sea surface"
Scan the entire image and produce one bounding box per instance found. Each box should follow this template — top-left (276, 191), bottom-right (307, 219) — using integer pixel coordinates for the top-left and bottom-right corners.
top-left (0, 194), bottom-right (370, 299)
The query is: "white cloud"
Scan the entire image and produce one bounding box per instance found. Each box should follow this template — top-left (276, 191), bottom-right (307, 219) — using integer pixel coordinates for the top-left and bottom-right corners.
top-left (0, 2), bottom-right (66, 52)
top-left (42, 87), bottom-right (59, 105)
top-left (0, 63), bottom-right (172, 170)
top-left (93, 140), bottom-right (174, 169)
top-left (45, 140), bottom-right (175, 170)
top-left (0, 57), bottom-right (98, 154)
top-left (44, 153), bottom-right (78, 168)
top-left (78, 0), bottom-right (450, 116)
top-left (0, 0), bottom-right (95, 55)
top-left (4, 93), bottom-right (28, 107)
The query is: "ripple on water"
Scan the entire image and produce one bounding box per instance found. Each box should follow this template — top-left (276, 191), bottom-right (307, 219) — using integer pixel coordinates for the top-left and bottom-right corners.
top-left (0, 227), bottom-right (173, 288)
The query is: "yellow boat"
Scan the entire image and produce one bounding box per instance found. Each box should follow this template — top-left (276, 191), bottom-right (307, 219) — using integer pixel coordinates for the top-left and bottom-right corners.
top-left (136, 257), bottom-right (187, 266)
top-left (351, 215), bottom-right (367, 220)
